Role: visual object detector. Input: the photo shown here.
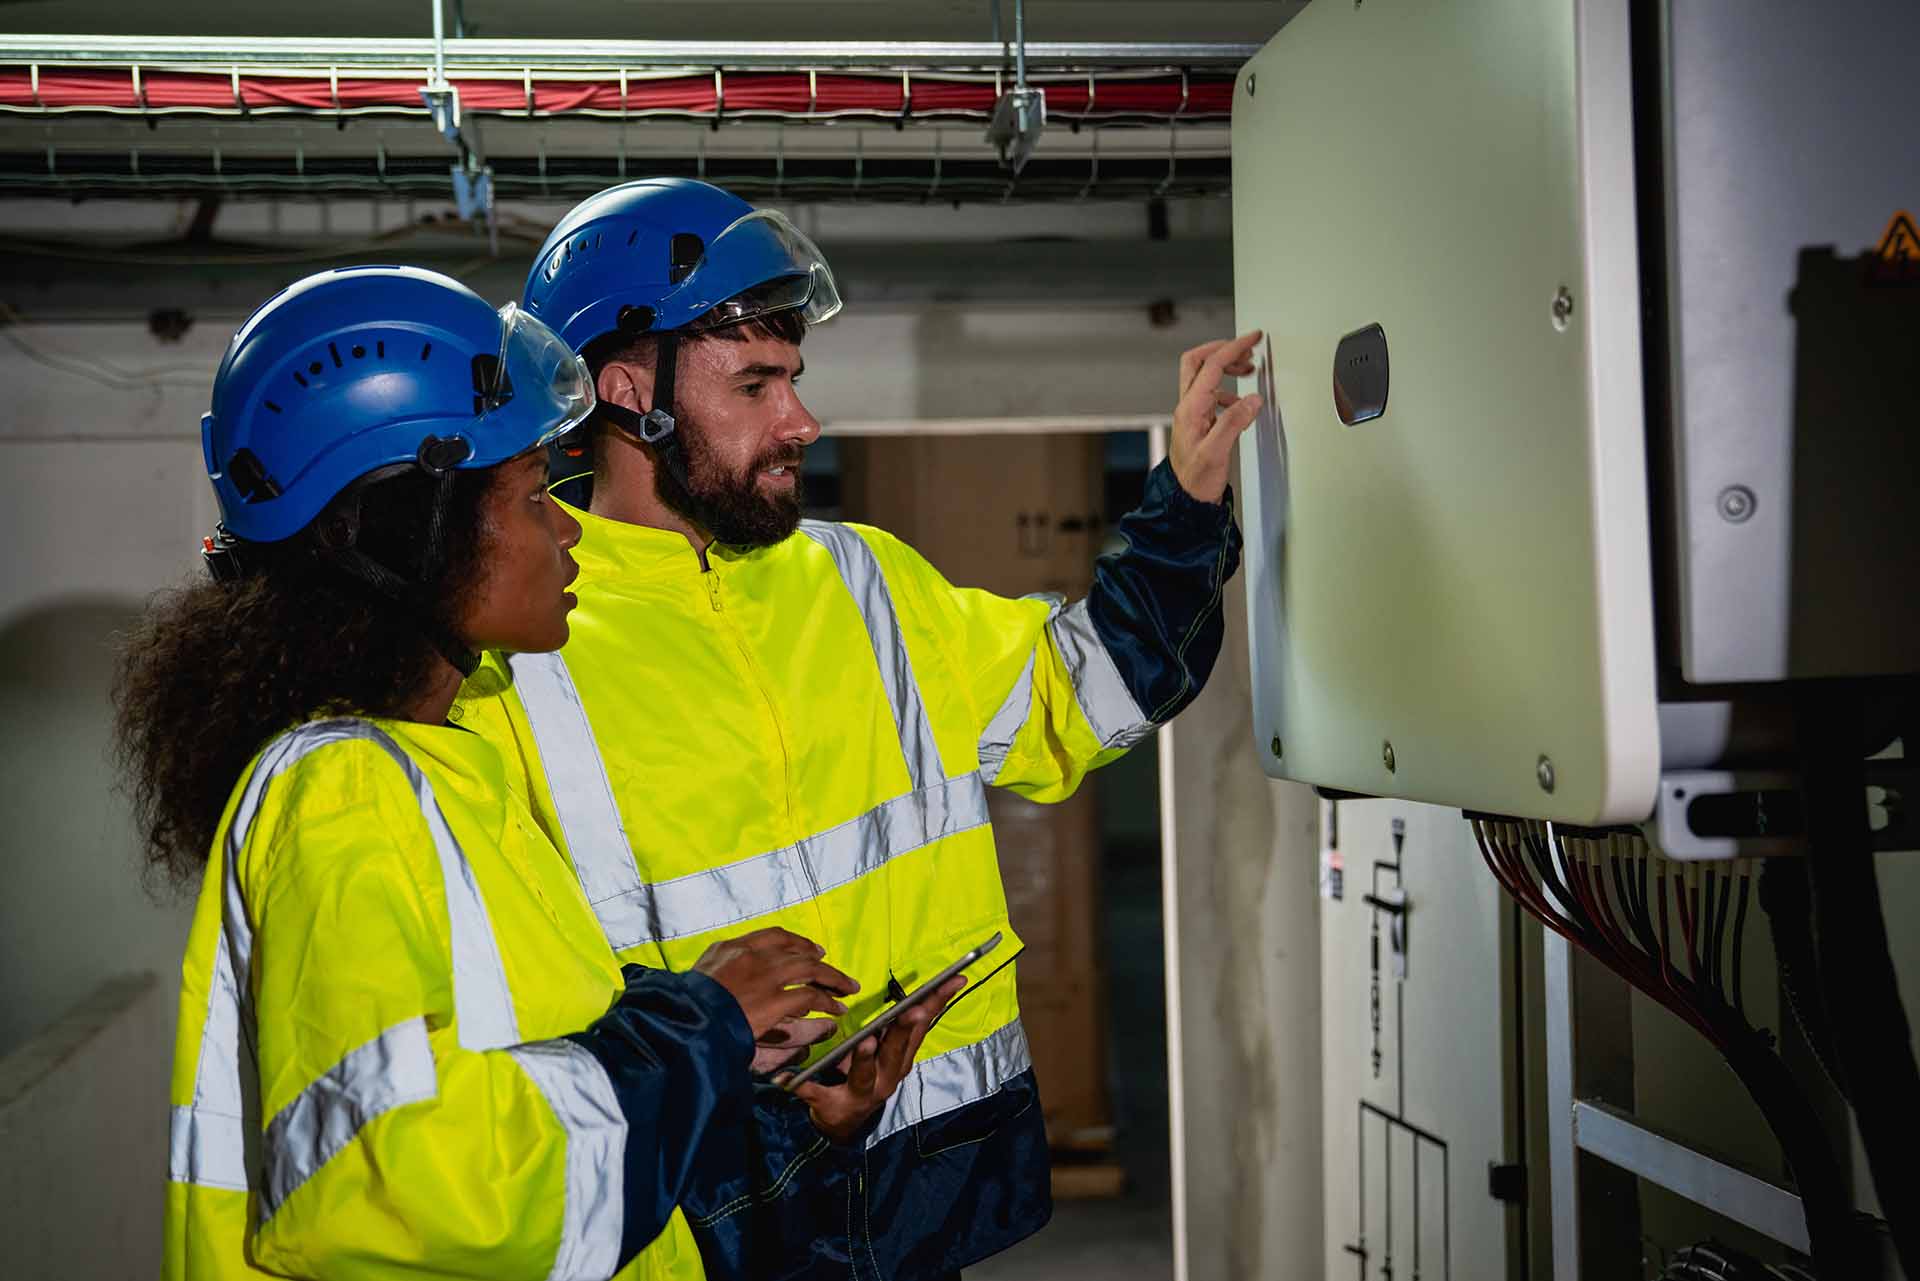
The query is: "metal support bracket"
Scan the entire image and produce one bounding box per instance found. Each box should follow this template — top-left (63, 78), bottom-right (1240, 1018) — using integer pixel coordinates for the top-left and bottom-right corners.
top-left (419, 83), bottom-right (461, 141)
top-left (419, 0), bottom-right (493, 244)
top-left (1650, 758), bottom-right (1916, 860)
top-left (420, 0), bottom-right (460, 141)
top-left (986, 0), bottom-right (1045, 172)
top-left (1573, 1100), bottom-right (1810, 1254)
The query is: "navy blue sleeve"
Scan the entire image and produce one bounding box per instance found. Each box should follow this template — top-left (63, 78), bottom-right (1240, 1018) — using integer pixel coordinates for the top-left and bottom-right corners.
top-left (680, 1083), bottom-right (868, 1280)
top-left (565, 964), bottom-right (755, 1270)
top-left (1085, 457), bottom-right (1243, 725)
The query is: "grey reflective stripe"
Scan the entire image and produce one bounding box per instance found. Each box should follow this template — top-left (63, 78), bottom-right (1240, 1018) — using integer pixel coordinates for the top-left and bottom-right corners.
top-left (509, 1041), bottom-right (628, 1281)
top-left (976, 651), bottom-right (1036, 781)
top-left (370, 731), bottom-right (523, 1052)
top-left (585, 773), bottom-right (991, 949)
top-left (168, 1100), bottom-right (250, 1191)
top-left (508, 651), bottom-right (660, 950)
top-left (977, 592), bottom-right (1062, 777)
top-left (1047, 597), bottom-right (1154, 750)
top-left (866, 1017), bottom-right (1033, 1148)
top-left (169, 925), bottom-right (254, 1189)
top-left (173, 721), bottom-right (381, 1192)
top-left (258, 1017), bottom-right (437, 1221)
top-left (171, 718), bottom-right (522, 1197)
top-left (800, 520), bottom-right (946, 789)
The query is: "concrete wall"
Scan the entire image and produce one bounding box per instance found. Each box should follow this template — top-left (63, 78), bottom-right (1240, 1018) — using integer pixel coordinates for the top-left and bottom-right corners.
top-left (0, 973), bottom-right (171, 1280)
top-left (1163, 547), bottom-right (1326, 1281)
top-left (0, 316), bottom-right (220, 1059)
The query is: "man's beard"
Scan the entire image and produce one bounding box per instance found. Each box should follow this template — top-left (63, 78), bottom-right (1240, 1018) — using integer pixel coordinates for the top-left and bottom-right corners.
top-left (651, 406), bottom-right (805, 547)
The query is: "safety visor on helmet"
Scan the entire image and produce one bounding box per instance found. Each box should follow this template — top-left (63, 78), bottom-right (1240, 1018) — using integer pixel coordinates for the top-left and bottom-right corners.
top-left (476, 302), bottom-right (597, 458)
top-left (681, 210), bottom-right (844, 333)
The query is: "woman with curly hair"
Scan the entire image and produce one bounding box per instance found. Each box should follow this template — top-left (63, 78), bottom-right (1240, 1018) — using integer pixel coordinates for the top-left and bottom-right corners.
top-left (117, 266), bottom-right (943, 1281)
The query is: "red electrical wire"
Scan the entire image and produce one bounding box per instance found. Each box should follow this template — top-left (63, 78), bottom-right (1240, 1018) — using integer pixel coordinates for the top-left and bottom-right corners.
top-left (1650, 864), bottom-right (1730, 1044)
top-left (1568, 835), bottom-right (1721, 1042)
top-left (1481, 822), bottom-right (1566, 933)
top-left (1574, 845), bottom-right (1639, 970)
top-left (1675, 870), bottom-right (1705, 984)
top-left (1475, 819), bottom-right (1724, 1046)
top-left (0, 64), bottom-right (1234, 121)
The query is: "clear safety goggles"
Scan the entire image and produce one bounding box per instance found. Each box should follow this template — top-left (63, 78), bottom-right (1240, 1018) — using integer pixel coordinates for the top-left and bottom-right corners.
top-left (682, 209), bottom-right (844, 332)
top-left (485, 302), bottom-right (597, 445)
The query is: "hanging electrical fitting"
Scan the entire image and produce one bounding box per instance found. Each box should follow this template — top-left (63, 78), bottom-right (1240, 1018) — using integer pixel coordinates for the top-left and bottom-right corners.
top-left (417, 0), bottom-right (494, 247)
top-left (985, 0), bottom-right (1045, 174)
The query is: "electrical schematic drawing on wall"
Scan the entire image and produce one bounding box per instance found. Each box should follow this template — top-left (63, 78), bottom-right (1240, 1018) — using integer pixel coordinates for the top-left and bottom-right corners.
top-left (1345, 816), bottom-right (1453, 1280)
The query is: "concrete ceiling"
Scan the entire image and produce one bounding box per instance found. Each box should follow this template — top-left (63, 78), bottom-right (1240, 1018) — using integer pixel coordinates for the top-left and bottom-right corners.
top-left (0, 1), bottom-right (1301, 45)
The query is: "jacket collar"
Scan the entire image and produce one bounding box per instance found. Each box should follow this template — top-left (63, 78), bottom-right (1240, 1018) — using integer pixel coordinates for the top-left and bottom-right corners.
top-left (563, 498), bottom-right (805, 582)
top-left (564, 498), bottom-right (709, 583)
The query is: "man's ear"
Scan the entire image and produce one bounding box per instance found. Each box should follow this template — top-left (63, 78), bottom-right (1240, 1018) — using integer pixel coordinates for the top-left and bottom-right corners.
top-left (596, 360), bottom-right (654, 414)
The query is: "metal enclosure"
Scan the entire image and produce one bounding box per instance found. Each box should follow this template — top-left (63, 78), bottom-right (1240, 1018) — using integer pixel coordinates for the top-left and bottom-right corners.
top-left (1654, 0), bottom-right (1920, 682)
top-left (1229, 2), bottom-right (1920, 1277)
top-left (1231, 0), bottom-right (1661, 826)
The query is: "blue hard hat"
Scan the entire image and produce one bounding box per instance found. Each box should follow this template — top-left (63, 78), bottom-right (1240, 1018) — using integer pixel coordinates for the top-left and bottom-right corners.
top-left (203, 265), bottom-right (594, 543)
top-left (523, 177), bottom-right (843, 351)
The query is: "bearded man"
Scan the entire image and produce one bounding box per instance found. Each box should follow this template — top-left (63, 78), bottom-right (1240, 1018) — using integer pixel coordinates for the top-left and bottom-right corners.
top-left (458, 179), bottom-right (1261, 1281)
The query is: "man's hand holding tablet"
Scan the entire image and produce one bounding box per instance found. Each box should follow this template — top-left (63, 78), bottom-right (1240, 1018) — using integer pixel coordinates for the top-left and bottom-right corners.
top-left (779, 932), bottom-right (1003, 1143)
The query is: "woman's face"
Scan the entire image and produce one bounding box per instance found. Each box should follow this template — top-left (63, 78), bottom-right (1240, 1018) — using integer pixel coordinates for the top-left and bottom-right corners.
top-left (459, 451), bottom-right (582, 654)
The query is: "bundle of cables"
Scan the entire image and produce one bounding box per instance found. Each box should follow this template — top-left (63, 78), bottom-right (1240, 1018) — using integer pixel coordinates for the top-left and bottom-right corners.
top-left (1654, 1240), bottom-right (1819, 1281)
top-left (1466, 817), bottom-right (1863, 1276)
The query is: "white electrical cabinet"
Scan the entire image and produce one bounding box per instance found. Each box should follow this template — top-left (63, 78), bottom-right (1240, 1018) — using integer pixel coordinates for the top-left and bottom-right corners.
top-left (1232, 0), bottom-right (1920, 831)
top-left (1231, 0), bottom-right (1660, 825)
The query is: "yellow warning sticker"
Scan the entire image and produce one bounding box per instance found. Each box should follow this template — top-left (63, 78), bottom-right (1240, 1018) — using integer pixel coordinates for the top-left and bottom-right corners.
top-left (1875, 210), bottom-right (1919, 264)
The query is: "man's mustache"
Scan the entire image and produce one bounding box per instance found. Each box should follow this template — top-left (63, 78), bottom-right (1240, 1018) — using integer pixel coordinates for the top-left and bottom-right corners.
top-left (751, 447), bottom-right (807, 472)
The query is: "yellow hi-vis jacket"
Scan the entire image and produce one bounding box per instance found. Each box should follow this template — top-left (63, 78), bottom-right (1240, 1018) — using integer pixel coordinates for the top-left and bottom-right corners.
top-left (163, 716), bottom-right (753, 1281)
top-left (455, 462), bottom-right (1240, 1277)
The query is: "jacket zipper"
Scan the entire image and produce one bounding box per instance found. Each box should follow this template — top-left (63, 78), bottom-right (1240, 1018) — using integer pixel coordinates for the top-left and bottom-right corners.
top-left (701, 565), bottom-right (830, 928)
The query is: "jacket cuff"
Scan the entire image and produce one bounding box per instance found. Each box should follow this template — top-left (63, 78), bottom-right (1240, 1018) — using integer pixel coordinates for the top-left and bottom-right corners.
top-left (1147, 457), bottom-right (1237, 535)
top-left (676, 967), bottom-right (756, 1069)
top-left (1080, 457), bottom-right (1243, 729)
top-left (567, 965), bottom-right (757, 1270)
top-left (757, 1081), bottom-right (872, 1163)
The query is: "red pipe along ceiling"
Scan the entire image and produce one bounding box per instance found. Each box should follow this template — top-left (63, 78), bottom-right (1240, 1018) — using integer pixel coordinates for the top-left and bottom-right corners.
top-left (0, 66), bottom-right (1233, 120)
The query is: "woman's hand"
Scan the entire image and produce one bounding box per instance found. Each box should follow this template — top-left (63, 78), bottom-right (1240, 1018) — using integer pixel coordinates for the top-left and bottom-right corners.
top-left (785, 975), bottom-right (967, 1145)
top-left (692, 926), bottom-right (859, 1043)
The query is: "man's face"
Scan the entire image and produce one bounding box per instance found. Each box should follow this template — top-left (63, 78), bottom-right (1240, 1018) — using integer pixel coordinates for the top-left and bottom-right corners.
top-left (654, 329), bottom-right (820, 546)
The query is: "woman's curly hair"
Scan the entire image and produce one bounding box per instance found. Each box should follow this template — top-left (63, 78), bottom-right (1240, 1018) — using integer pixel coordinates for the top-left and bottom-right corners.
top-left (114, 465), bottom-right (495, 885)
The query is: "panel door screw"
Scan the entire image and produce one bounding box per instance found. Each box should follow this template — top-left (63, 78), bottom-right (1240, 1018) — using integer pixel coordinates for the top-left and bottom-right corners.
top-left (1383, 740), bottom-right (1397, 773)
top-left (1551, 287), bottom-right (1575, 332)
top-left (1717, 485), bottom-right (1756, 523)
top-left (1537, 755), bottom-right (1557, 794)
top-left (1270, 734), bottom-right (1284, 758)
top-left (1246, 73), bottom-right (1256, 97)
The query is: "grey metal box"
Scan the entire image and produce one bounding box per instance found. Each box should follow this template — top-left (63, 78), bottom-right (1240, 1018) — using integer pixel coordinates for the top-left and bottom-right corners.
top-left (1652, 0), bottom-right (1920, 683)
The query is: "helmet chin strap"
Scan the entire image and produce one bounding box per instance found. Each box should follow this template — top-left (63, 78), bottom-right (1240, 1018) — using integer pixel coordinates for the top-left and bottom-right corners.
top-left (214, 456), bottom-right (484, 679)
top-left (596, 329), bottom-right (694, 493)
top-left (325, 541), bottom-right (483, 679)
